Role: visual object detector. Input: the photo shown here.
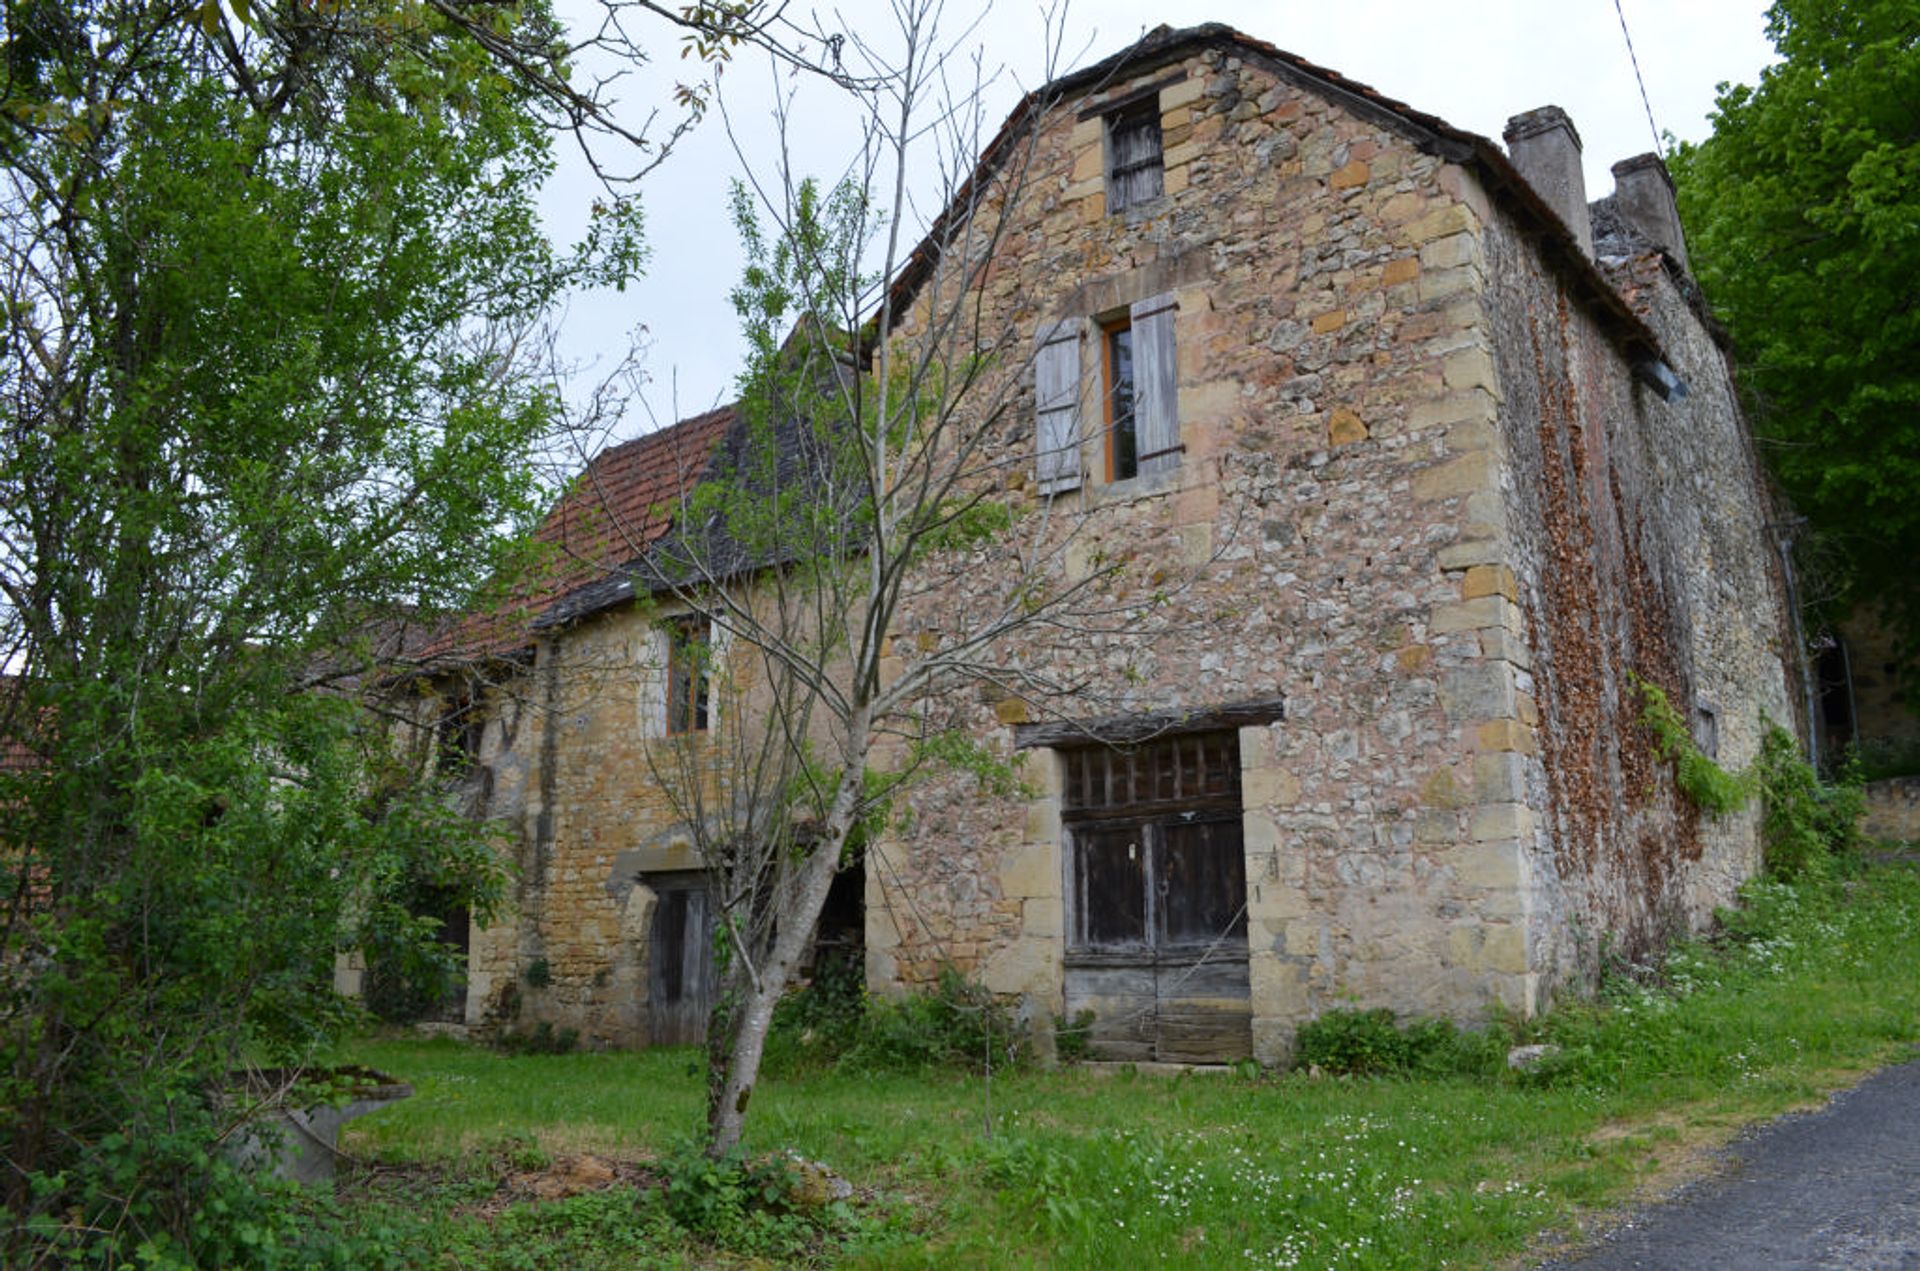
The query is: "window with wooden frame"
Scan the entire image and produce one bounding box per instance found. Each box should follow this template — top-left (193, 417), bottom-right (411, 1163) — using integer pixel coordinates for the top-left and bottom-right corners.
top-left (1106, 99), bottom-right (1164, 213)
top-left (664, 615), bottom-right (710, 736)
top-left (1101, 293), bottom-right (1180, 483)
top-left (1061, 731), bottom-right (1247, 954)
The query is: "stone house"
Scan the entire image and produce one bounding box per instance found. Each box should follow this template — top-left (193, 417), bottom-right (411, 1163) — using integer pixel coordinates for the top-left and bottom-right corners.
top-left (390, 23), bottom-right (1797, 1064)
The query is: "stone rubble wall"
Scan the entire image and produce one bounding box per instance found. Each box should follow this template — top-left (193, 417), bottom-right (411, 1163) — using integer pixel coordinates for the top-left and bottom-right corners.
top-left (867, 46), bottom-right (1578, 1062)
top-left (412, 43), bottom-right (1789, 1057)
top-left (1478, 212), bottom-right (1794, 987)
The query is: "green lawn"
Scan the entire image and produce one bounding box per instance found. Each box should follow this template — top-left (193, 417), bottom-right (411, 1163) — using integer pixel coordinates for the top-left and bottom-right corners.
top-left (328, 865), bottom-right (1920, 1268)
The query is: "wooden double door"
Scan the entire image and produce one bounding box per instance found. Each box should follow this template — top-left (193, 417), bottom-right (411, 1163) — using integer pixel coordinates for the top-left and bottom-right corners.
top-left (1062, 814), bottom-right (1252, 1063)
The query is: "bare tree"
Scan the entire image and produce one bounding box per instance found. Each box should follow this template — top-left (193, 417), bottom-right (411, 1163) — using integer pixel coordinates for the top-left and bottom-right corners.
top-left (623, 1), bottom-right (1223, 1155)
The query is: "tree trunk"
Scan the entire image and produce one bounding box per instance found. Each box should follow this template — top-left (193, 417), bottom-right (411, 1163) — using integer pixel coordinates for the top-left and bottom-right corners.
top-left (705, 755), bottom-right (867, 1157)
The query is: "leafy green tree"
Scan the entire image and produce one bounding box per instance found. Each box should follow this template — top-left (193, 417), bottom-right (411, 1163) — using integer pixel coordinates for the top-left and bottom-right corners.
top-left (0, 1), bottom-right (644, 1259)
top-left (1670, 0), bottom-right (1920, 630)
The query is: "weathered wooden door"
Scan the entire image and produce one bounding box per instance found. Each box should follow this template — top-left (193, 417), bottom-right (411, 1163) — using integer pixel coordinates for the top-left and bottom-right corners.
top-left (1059, 733), bottom-right (1251, 1063)
top-left (647, 874), bottom-right (717, 1047)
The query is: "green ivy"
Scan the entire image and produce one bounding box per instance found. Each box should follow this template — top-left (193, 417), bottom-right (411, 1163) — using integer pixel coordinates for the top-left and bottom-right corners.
top-left (1633, 677), bottom-right (1755, 815)
top-left (1632, 677), bottom-right (1864, 879)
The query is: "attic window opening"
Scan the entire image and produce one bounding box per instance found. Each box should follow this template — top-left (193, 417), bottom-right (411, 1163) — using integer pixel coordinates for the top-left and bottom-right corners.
top-left (1106, 100), bottom-right (1163, 213)
top-left (666, 616), bottom-right (710, 736)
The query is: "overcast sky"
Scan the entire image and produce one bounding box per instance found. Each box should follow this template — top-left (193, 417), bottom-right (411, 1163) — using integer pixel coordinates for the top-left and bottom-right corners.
top-left (541, 1), bottom-right (1779, 441)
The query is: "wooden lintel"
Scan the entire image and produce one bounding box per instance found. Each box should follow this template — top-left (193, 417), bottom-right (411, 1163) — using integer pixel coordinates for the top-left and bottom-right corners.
top-left (1013, 696), bottom-right (1286, 750)
top-left (1076, 72), bottom-right (1190, 121)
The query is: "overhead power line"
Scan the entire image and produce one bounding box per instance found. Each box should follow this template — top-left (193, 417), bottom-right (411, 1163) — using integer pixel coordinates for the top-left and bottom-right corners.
top-left (1614, 0), bottom-right (1666, 156)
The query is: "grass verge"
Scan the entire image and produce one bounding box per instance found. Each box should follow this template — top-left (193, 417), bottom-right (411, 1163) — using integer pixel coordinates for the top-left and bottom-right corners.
top-left (321, 863), bottom-right (1920, 1268)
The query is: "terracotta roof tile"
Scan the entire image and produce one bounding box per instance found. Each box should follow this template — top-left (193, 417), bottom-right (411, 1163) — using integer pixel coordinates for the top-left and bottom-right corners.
top-left (422, 406), bottom-right (732, 662)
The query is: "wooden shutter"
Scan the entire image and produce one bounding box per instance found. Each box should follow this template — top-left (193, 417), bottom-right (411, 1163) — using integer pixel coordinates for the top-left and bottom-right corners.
top-left (1130, 292), bottom-right (1180, 475)
top-left (1034, 319), bottom-right (1081, 494)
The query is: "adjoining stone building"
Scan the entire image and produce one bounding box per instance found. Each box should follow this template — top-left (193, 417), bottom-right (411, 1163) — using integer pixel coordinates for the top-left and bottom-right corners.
top-left (389, 23), bottom-right (1797, 1064)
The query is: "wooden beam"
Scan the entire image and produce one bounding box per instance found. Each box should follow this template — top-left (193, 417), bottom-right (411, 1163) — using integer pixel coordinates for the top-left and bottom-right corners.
top-left (1013, 696), bottom-right (1286, 750)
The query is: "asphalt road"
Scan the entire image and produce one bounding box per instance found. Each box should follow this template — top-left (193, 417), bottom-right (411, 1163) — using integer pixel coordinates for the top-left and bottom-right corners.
top-left (1541, 1054), bottom-right (1920, 1269)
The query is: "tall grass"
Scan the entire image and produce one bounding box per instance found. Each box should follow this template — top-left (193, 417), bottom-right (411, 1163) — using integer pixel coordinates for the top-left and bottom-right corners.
top-left (328, 864), bottom-right (1920, 1268)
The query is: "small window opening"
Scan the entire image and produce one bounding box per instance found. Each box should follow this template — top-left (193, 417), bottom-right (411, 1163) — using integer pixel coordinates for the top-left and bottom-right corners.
top-left (437, 687), bottom-right (483, 774)
top-left (666, 616), bottom-right (710, 735)
top-left (1106, 100), bottom-right (1164, 213)
top-left (1104, 320), bottom-right (1137, 481)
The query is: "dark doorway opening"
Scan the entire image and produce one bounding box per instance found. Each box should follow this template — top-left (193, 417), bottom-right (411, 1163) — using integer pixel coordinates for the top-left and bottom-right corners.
top-left (809, 843), bottom-right (866, 980)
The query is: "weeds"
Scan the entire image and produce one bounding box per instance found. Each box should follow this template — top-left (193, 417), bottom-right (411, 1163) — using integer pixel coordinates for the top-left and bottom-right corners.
top-left (764, 962), bottom-right (1028, 1075)
top-left (330, 864), bottom-right (1920, 1268)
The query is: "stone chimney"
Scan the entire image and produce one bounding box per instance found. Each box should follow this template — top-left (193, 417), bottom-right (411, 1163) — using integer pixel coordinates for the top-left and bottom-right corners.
top-left (1610, 153), bottom-right (1690, 271)
top-left (1503, 106), bottom-right (1593, 259)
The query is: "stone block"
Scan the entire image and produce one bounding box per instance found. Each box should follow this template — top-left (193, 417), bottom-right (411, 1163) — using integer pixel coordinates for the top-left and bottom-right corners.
top-left (1481, 924), bottom-right (1528, 974)
top-left (1493, 971), bottom-right (1542, 1018)
top-left (1381, 257), bottom-right (1421, 286)
top-left (1329, 159), bottom-right (1370, 190)
top-left (1421, 767), bottom-right (1470, 809)
top-left (1244, 765), bottom-right (1303, 808)
top-left (1250, 956), bottom-right (1309, 1018)
top-left (1462, 564), bottom-right (1518, 602)
top-left (1064, 175), bottom-right (1103, 203)
top-left (1415, 808), bottom-right (1461, 844)
top-left (1445, 418), bottom-right (1501, 451)
top-left (1479, 626), bottom-right (1533, 670)
top-left (1430, 595), bottom-right (1514, 634)
top-left (1162, 138), bottom-right (1205, 169)
top-left (1396, 643), bottom-right (1434, 672)
top-left (994, 696), bottom-right (1030, 725)
top-left (1448, 838), bottom-right (1524, 888)
top-left (1022, 896), bottom-right (1063, 940)
top-left (1001, 845), bottom-right (1060, 899)
top-left (1464, 489), bottom-right (1510, 534)
top-left (1242, 808), bottom-right (1280, 856)
top-left (1412, 450), bottom-right (1496, 502)
top-left (1328, 407), bottom-right (1368, 446)
top-left (1178, 522), bottom-right (1214, 564)
top-left (1404, 203), bottom-right (1478, 244)
top-left (1440, 662), bottom-right (1516, 720)
top-left (1285, 920), bottom-right (1324, 958)
top-left (1163, 164), bottom-right (1190, 197)
top-left (1161, 75), bottom-right (1205, 110)
top-left (1471, 802), bottom-right (1533, 842)
top-left (1420, 231), bottom-right (1484, 272)
top-left (1473, 752), bottom-right (1528, 803)
top-left (1418, 265), bottom-right (1481, 304)
top-left (980, 938), bottom-right (1058, 996)
top-left (1476, 718), bottom-right (1537, 754)
top-left (1381, 190), bottom-right (1430, 223)
top-left (1436, 536), bottom-right (1509, 572)
top-left (1311, 309), bottom-right (1347, 334)
top-left (1413, 387), bottom-right (1497, 437)
top-left (1442, 347), bottom-right (1499, 395)
top-left (1070, 144), bottom-right (1102, 184)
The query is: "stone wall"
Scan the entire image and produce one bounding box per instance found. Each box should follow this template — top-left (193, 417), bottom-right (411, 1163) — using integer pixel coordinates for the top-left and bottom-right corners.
top-left (1477, 211), bottom-right (1793, 985)
top-left (423, 38), bottom-right (1792, 1059)
top-left (866, 45), bottom-right (1584, 1062)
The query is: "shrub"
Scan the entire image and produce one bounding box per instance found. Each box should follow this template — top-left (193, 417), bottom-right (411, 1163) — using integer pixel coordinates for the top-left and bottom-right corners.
top-left (1052, 1009), bottom-right (1097, 1063)
top-left (764, 963), bottom-right (1028, 1075)
top-left (1755, 722), bottom-right (1866, 879)
top-left (492, 1022), bottom-right (579, 1056)
top-left (1293, 1007), bottom-right (1505, 1078)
